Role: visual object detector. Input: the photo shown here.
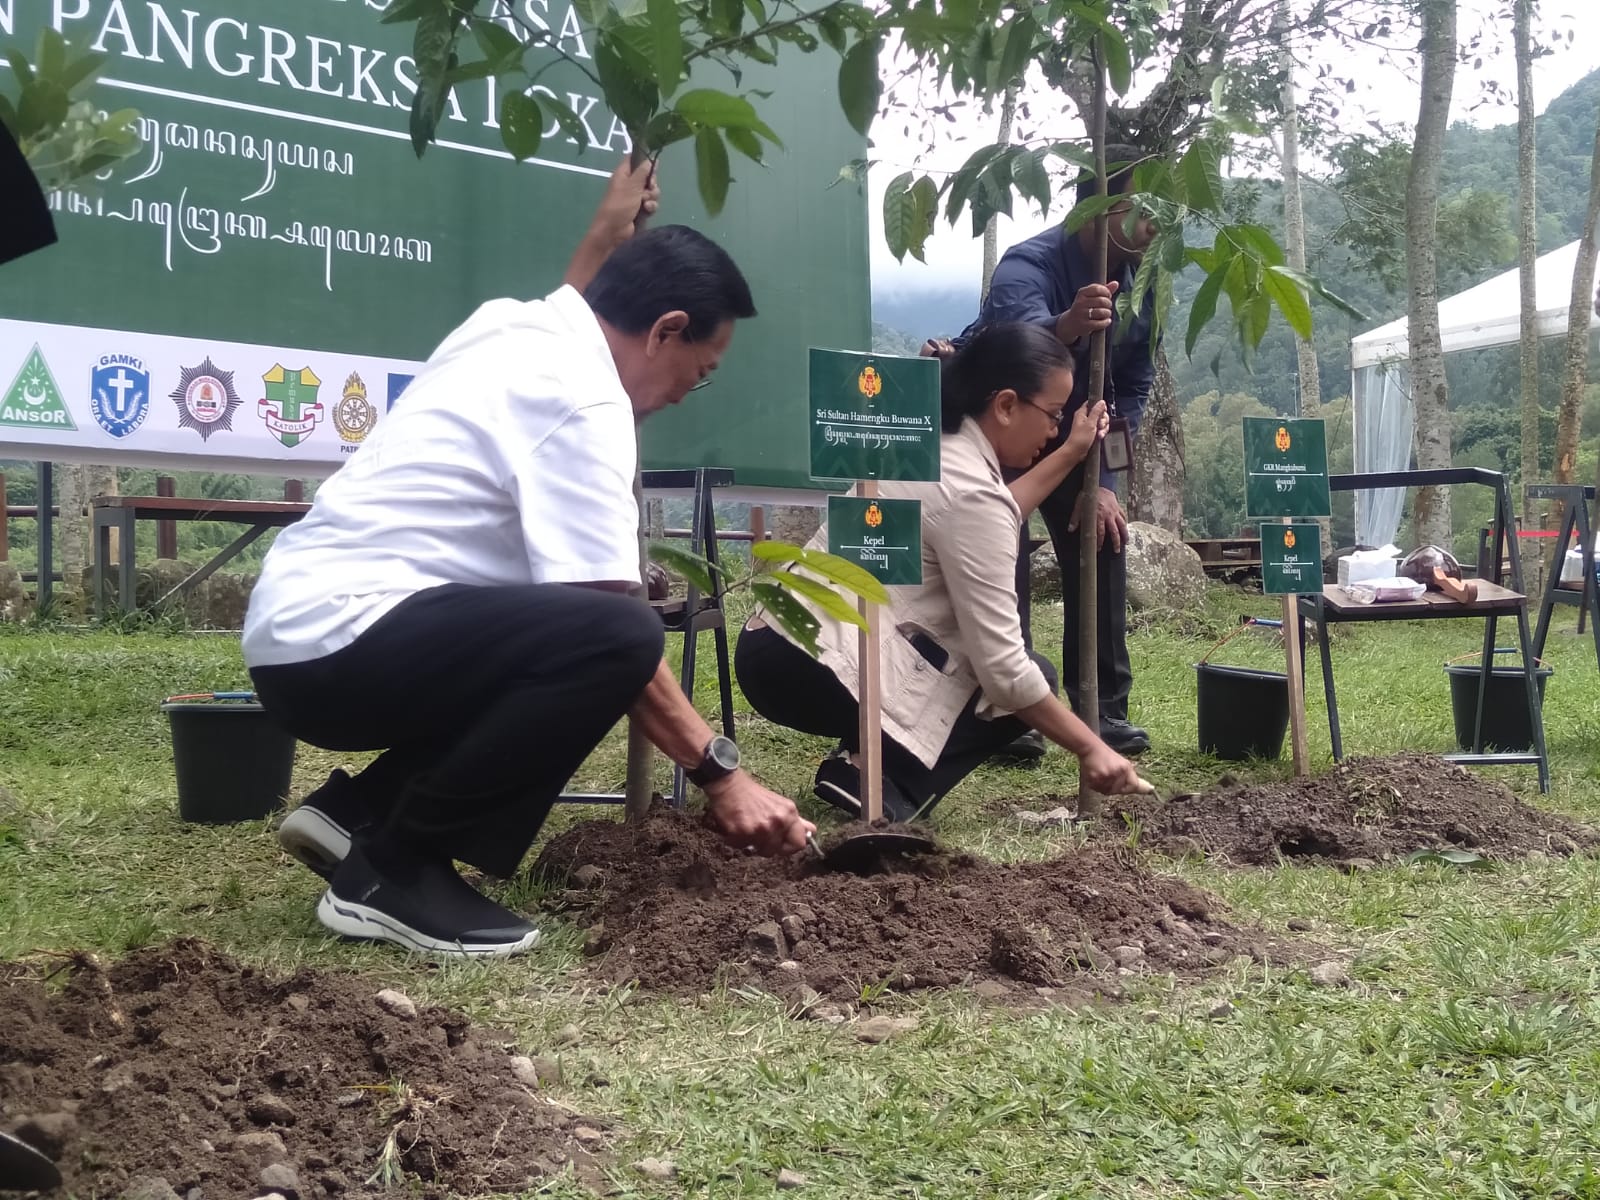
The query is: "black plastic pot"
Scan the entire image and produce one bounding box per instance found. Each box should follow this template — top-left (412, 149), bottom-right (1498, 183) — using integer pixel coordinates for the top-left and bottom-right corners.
top-left (1195, 662), bottom-right (1290, 761)
top-left (161, 696), bottom-right (295, 823)
top-left (1445, 662), bottom-right (1552, 752)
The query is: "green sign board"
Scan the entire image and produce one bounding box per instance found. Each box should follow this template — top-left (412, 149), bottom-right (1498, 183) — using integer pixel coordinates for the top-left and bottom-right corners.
top-left (809, 350), bottom-right (940, 482)
top-left (1261, 522), bottom-right (1324, 595)
top-left (1244, 417), bottom-right (1331, 518)
top-left (827, 496), bottom-right (923, 585)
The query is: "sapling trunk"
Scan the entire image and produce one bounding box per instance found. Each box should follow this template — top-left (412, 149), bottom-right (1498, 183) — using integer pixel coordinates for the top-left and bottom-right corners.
top-left (625, 142), bottom-right (657, 823)
top-left (1076, 42), bottom-right (1110, 819)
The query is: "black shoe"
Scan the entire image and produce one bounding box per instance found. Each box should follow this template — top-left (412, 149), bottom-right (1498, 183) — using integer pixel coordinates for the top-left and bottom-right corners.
top-left (813, 756), bottom-right (918, 822)
top-left (316, 843), bottom-right (541, 958)
top-left (278, 769), bottom-right (376, 880)
top-left (1100, 719), bottom-right (1151, 756)
top-left (989, 729), bottom-right (1048, 765)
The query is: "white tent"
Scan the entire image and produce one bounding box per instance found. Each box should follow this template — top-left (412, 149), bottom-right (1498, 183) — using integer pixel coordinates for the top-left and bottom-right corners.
top-left (1347, 239), bottom-right (1599, 546)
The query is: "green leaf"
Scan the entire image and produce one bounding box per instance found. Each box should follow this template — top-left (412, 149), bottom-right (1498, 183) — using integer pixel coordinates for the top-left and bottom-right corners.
top-left (59, 48), bottom-right (107, 94)
top-left (472, 19), bottom-right (523, 64)
top-left (1235, 223), bottom-right (1287, 266)
top-left (4, 50), bottom-right (34, 87)
top-left (750, 581), bottom-right (821, 657)
top-left (16, 81), bottom-right (69, 141)
top-left (1012, 149), bottom-right (1052, 219)
top-left (996, 14), bottom-right (1038, 87)
top-left (646, 0), bottom-right (683, 97)
top-left (1185, 261), bottom-right (1227, 358)
top-left (409, 79), bottom-right (448, 156)
top-left (595, 36), bottom-right (658, 138)
top-left (1158, 230), bottom-right (1187, 274)
top-left (645, 109), bottom-right (693, 148)
top-left (882, 171), bottom-right (917, 262)
top-left (1048, 142), bottom-right (1094, 172)
top-left (540, 93), bottom-right (592, 146)
top-left (753, 542), bottom-right (889, 605)
top-left (381, 0), bottom-right (437, 24)
top-left (1264, 266), bottom-right (1313, 340)
top-left (711, 0), bottom-right (745, 38)
top-left (694, 127), bottom-right (730, 215)
top-left (36, 26), bottom-right (66, 80)
top-left (1240, 291), bottom-right (1272, 349)
top-left (816, 10), bottom-right (847, 53)
top-left (1406, 848), bottom-right (1493, 870)
top-left (1099, 27), bottom-right (1132, 95)
top-left (908, 175), bottom-right (939, 262)
top-left (837, 37), bottom-right (881, 136)
top-left (725, 125), bottom-right (763, 163)
top-left (673, 89), bottom-right (780, 143)
top-left (498, 90), bottom-right (543, 159)
top-left (1180, 140), bottom-right (1222, 214)
top-left (770, 569), bottom-right (869, 630)
top-left (943, 143), bottom-right (1005, 226)
top-left (648, 541), bottom-right (717, 594)
top-left (1063, 191), bottom-right (1120, 235)
top-left (412, 4), bottom-right (456, 82)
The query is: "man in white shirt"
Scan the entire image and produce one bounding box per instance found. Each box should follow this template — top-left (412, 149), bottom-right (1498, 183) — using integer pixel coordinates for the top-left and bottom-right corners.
top-left (244, 161), bottom-right (815, 958)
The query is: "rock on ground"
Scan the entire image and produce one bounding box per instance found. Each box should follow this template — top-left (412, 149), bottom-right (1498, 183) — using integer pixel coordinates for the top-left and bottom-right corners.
top-left (1124, 521), bottom-right (1209, 611)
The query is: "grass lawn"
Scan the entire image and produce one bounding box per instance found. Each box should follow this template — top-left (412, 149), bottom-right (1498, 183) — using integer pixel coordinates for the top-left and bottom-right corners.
top-left (5, 589), bottom-right (1600, 1198)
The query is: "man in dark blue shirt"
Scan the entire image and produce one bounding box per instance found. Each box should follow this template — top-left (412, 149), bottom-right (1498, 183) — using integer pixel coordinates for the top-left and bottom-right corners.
top-left (957, 145), bottom-right (1158, 756)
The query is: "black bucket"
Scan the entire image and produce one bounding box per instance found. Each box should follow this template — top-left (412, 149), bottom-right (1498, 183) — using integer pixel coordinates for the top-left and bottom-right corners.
top-left (161, 693), bottom-right (296, 823)
top-left (1445, 662), bottom-right (1552, 752)
top-left (1195, 662), bottom-right (1290, 761)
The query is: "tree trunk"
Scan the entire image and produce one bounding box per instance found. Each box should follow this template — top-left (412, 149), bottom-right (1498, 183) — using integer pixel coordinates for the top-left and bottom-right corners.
top-left (981, 84), bottom-right (1019, 302)
top-left (1515, 0), bottom-right (1541, 524)
top-left (1406, 0), bottom-right (1457, 550)
top-left (1277, 0), bottom-right (1319, 417)
top-left (1553, 118), bottom-right (1600, 487)
top-left (766, 504), bottom-right (821, 548)
top-left (1129, 351), bottom-right (1184, 533)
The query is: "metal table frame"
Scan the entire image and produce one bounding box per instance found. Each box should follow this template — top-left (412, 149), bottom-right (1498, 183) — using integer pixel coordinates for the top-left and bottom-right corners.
top-left (1529, 482), bottom-right (1600, 670)
top-left (1297, 467), bottom-right (1549, 793)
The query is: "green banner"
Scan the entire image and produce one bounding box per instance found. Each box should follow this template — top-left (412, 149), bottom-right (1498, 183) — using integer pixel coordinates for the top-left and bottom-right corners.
top-left (827, 496), bottom-right (923, 585)
top-left (809, 349), bottom-right (940, 482)
top-left (1244, 417), bottom-right (1331, 518)
top-left (1261, 522), bottom-right (1324, 595)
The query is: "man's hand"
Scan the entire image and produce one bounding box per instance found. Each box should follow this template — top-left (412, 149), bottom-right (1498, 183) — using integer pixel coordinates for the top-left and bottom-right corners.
top-left (1055, 280), bottom-right (1120, 347)
top-left (590, 155), bottom-right (660, 246)
top-left (1078, 744), bottom-right (1147, 796)
top-left (702, 771), bottom-right (815, 855)
top-left (920, 337), bottom-right (957, 363)
top-left (1067, 485), bottom-right (1130, 553)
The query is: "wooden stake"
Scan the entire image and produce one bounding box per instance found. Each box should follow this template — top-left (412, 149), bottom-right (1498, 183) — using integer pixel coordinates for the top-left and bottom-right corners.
top-left (1282, 519), bottom-right (1309, 776)
top-left (857, 478), bottom-right (884, 823)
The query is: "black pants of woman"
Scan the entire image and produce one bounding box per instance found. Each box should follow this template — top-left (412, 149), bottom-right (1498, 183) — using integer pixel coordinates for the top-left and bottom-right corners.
top-left (735, 623), bottom-right (1057, 819)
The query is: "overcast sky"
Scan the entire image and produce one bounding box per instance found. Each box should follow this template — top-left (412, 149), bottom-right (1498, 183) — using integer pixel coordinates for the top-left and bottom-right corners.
top-left (868, 0), bottom-right (1600, 296)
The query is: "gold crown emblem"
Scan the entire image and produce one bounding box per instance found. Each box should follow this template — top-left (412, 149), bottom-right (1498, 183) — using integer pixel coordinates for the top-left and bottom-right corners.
top-left (1275, 425), bottom-right (1292, 452)
top-left (1283, 529), bottom-right (1296, 549)
top-left (343, 373), bottom-right (366, 401)
top-left (858, 365), bottom-right (882, 398)
top-left (865, 502), bottom-right (883, 528)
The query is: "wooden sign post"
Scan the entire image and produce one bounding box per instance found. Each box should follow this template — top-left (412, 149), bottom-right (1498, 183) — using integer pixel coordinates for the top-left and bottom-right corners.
top-left (1244, 417), bottom-right (1331, 777)
top-left (809, 349), bottom-right (940, 822)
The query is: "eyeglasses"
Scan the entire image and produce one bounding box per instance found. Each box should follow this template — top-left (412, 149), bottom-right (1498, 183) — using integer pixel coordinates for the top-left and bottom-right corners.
top-left (1024, 398), bottom-right (1066, 428)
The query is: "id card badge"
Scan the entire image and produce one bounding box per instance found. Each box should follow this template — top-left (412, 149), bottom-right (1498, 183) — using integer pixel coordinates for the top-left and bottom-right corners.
top-left (1101, 416), bottom-right (1133, 474)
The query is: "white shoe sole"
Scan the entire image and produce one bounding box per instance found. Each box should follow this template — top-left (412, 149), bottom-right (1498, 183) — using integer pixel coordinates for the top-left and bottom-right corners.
top-left (279, 805), bottom-right (351, 876)
top-left (316, 890), bottom-right (541, 959)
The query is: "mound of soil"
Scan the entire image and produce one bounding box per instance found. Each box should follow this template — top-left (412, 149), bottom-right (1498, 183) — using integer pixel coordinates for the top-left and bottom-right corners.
top-left (0, 940), bottom-right (601, 1198)
top-left (534, 810), bottom-right (1301, 1004)
top-left (1100, 754), bottom-right (1597, 867)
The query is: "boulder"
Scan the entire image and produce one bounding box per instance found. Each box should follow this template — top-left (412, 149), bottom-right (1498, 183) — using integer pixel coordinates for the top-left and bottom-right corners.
top-left (1124, 522), bottom-right (1208, 612)
top-left (0, 562), bottom-right (28, 621)
top-left (1026, 540), bottom-right (1061, 600)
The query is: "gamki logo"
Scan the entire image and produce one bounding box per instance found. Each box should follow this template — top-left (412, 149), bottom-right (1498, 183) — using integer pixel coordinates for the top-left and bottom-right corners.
top-left (259, 365), bottom-right (324, 448)
top-left (0, 345), bottom-right (75, 429)
top-left (857, 365), bottom-right (882, 399)
top-left (1283, 529), bottom-right (1297, 549)
top-left (1275, 425), bottom-right (1292, 453)
top-left (864, 502), bottom-right (884, 528)
top-left (333, 372), bottom-right (376, 452)
top-left (171, 357), bottom-right (241, 441)
top-left (90, 353), bottom-right (150, 439)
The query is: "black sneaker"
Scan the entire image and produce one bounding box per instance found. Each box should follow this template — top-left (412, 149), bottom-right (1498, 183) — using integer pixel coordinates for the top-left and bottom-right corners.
top-left (1100, 718), bottom-right (1151, 756)
top-left (316, 843), bottom-right (541, 958)
top-left (989, 729), bottom-right (1048, 765)
top-left (813, 756), bottom-right (918, 823)
top-left (278, 769), bottom-right (375, 880)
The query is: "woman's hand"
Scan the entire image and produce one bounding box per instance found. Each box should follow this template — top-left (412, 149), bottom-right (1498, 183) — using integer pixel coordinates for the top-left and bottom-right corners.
top-left (1065, 399), bottom-right (1108, 459)
top-left (1078, 743), bottom-right (1148, 796)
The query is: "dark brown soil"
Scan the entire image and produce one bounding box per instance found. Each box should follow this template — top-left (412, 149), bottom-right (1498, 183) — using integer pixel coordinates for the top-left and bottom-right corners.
top-left (0, 940), bottom-right (602, 1198)
top-left (1094, 753), bottom-right (1597, 867)
top-left (534, 809), bottom-right (1302, 1004)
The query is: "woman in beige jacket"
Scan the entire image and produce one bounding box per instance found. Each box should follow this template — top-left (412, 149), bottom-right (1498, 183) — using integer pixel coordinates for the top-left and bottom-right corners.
top-left (735, 322), bottom-right (1145, 821)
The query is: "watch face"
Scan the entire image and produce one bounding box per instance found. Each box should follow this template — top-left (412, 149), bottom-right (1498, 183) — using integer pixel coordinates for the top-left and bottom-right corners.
top-left (710, 736), bottom-right (741, 770)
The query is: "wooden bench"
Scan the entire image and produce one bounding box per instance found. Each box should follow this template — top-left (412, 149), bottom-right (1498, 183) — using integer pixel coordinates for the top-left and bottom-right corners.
top-left (92, 495), bottom-right (310, 617)
top-left (1185, 535), bottom-right (1263, 576)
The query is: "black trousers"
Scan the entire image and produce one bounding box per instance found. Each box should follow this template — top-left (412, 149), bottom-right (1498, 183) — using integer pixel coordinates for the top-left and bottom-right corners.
top-left (251, 583), bottom-right (663, 878)
top-left (1012, 462), bottom-right (1133, 723)
top-left (734, 624), bottom-right (1056, 816)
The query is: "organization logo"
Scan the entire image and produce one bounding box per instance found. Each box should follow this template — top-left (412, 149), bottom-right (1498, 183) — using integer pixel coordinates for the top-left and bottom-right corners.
top-left (259, 364), bottom-right (324, 448)
top-left (0, 345), bottom-right (75, 429)
top-left (857, 365), bottom-right (882, 399)
top-left (171, 357), bottom-right (241, 441)
top-left (1283, 529), bottom-right (1297, 549)
top-left (90, 353), bottom-right (150, 439)
top-left (333, 372), bottom-right (377, 452)
top-left (865, 502), bottom-right (883, 528)
top-left (386, 373), bottom-right (415, 411)
top-left (1275, 425), bottom-right (1292, 453)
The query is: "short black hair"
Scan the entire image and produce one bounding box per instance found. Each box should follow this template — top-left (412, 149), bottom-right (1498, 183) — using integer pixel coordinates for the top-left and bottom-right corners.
top-left (585, 224), bottom-right (756, 341)
top-left (942, 323), bottom-right (1074, 434)
top-left (1074, 143), bottom-right (1144, 206)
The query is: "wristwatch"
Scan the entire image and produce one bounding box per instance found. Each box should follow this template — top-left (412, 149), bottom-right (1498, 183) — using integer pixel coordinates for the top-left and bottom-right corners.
top-left (687, 735), bottom-right (741, 788)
